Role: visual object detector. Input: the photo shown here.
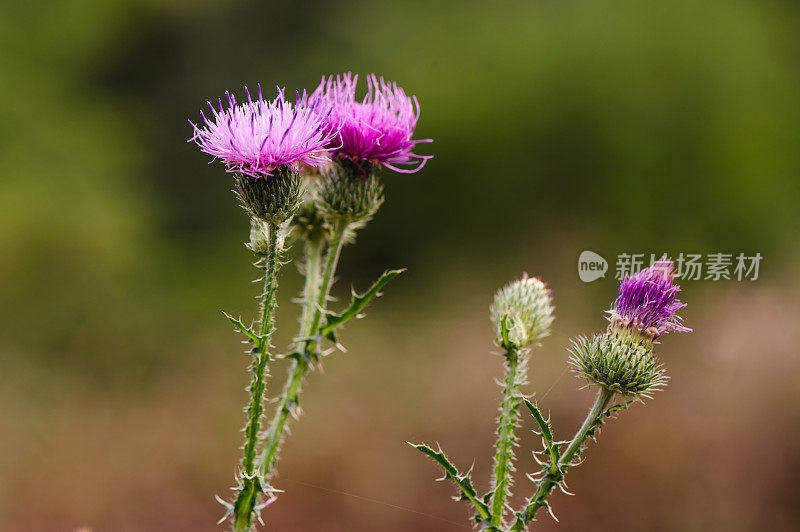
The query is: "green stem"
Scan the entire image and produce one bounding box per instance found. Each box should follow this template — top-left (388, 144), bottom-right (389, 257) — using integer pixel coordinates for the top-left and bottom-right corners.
top-left (490, 347), bottom-right (525, 528)
top-left (559, 387), bottom-right (614, 465)
top-left (308, 219), bottom-right (348, 338)
top-left (511, 387), bottom-right (615, 531)
top-left (298, 238), bottom-right (324, 337)
top-left (257, 220), bottom-right (349, 477)
top-left (232, 223), bottom-right (282, 532)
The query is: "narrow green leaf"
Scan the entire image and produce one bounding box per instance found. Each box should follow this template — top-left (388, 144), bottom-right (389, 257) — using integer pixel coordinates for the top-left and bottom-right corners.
top-left (222, 311), bottom-right (259, 343)
top-left (523, 399), bottom-right (553, 448)
top-left (320, 269), bottom-right (405, 340)
top-left (410, 442), bottom-right (491, 521)
top-left (499, 313), bottom-right (512, 350)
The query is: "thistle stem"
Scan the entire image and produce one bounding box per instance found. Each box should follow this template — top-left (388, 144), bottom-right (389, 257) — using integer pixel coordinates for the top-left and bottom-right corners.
top-left (232, 223), bottom-right (282, 532)
top-left (511, 387), bottom-right (615, 531)
top-left (257, 220), bottom-right (349, 477)
top-left (308, 219), bottom-right (348, 337)
top-left (490, 347), bottom-right (525, 527)
top-left (560, 387), bottom-right (614, 464)
top-left (298, 238), bottom-right (324, 337)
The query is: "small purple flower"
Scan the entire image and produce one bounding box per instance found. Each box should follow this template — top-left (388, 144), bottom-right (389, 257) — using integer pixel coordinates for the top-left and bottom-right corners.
top-left (189, 86), bottom-right (336, 178)
top-left (312, 73), bottom-right (432, 173)
top-left (608, 258), bottom-right (691, 340)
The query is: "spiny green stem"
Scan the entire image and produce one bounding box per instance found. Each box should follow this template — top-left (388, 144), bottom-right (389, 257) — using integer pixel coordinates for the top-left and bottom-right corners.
top-left (559, 387), bottom-right (614, 464)
top-left (232, 223), bottom-right (282, 532)
top-left (258, 358), bottom-right (308, 475)
top-left (490, 347), bottom-right (525, 527)
top-left (257, 220), bottom-right (348, 477)
top-left (511, 387), bottom-right (615, 531)
top-left (308, 219), bottom-right (348, 339)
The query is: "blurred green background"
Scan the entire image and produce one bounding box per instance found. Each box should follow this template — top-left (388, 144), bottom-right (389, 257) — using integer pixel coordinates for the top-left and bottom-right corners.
top-left (2, 0), bottom-right (800, 530)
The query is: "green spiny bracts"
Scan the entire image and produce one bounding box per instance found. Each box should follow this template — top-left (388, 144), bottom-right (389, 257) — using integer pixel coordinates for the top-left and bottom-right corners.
top-left (234, 165), bottom-right (303, 224)
top-left (491, 275), bottom-right (554, 350)
top-left (568, 333), bottom-right (667, 399)
top-left (318, 159), bottom-right (384, 223)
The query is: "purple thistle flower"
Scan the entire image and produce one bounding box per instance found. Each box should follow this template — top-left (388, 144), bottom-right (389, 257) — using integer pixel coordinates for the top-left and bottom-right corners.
top-left (189, 86), bottom-right (336, 178)
top-left (608, 257), bottom-right (691, 341)
top-left (311, 73), bottom-right (432, 173)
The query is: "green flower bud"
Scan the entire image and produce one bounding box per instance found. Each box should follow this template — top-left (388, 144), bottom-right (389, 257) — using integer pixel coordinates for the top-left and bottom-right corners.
top-left (290, 185), bottom-right (330, 242)
top-left (318, 160), bottom-right (384, 223)
top-left (234, 165), bottom-right (303, 224)
top-left (568, 333), bottom-right (667, 398)
top-left (490, 275), bottom-right (554, 349)
top-left (245, 218), bottom-right (271, 256)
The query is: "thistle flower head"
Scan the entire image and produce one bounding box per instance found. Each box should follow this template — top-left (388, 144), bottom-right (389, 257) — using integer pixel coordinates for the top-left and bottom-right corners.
top-left (568, 333), bottom-right (667, 398)
top-left (490, 274), bottom-right (554, 349)
top-left (190, 86), bottom-right (336, 178)
top-left (608, 257), bottom-right (691, 344)
top-left (311, 73), bottom-right (432, 173)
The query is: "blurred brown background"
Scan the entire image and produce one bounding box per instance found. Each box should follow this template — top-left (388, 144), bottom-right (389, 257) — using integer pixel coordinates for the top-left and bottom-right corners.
top-left (2, 0), bottom-right (799, 530)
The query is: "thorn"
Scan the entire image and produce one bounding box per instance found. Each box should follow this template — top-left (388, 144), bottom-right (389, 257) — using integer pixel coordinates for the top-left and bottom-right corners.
top-left (545, 503), bottom-right (559, 522)
top-left (558, 483), bottom-right (575, 496)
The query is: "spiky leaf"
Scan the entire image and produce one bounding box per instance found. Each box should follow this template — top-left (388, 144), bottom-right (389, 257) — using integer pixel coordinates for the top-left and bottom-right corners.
top-left (411, 443), bottom-right (491, 521)
top-left (523, 399), bottom-right (560, 464)
top-left (223, 311), bottom-right (260, 344)
top-left (320, 269), bottom-right (404, 341)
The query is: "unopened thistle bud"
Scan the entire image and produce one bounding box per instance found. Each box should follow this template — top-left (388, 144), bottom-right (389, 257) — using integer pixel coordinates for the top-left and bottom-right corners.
top-left (570, 257), bottom-right (690, 398)
top-left (234, 166), bottom-right (303, 224)
top-left (490, 274), bottom-right (554, 349)
top-left (318, 159), bottom-right (384, 223)
top-left (245, 218), bottom-right (272, 256)
top-left (291, 187), bottom-right (329, 242)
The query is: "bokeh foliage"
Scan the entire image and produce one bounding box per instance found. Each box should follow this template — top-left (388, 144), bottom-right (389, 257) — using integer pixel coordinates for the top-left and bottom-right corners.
top-left (2, 0), bottom-right (800, 530)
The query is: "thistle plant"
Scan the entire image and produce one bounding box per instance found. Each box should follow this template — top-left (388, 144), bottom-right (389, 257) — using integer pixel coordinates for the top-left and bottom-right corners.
top-left (412, 259), bottom-right (690, 530)
top-left (189, 73), bottom-right (430, 531)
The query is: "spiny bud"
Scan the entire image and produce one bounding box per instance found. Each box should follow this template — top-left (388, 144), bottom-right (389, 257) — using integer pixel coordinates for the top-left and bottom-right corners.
top-left (490, 274), bottom-right (554, 349)
top-left (318, 159), bottom-right (384, 223)
top-left (568, 333), bottom-right (667, 398)
top-left (291, 185), bottom-right (330, 242)
top-left (245, 218), bottom-right (289, 256)
top-left (234, 165), bottom-right (303, 224)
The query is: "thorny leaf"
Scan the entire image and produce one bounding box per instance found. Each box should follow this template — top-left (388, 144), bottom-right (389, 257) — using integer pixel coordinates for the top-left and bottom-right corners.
top-left (524, 399), bottom-right (560, 463)
top-left (223, 311), bottom-right (260, 344)
top-left (411, 442), bottom-right (492, 522)
top-left (320, 269), bottom-right (404, 341)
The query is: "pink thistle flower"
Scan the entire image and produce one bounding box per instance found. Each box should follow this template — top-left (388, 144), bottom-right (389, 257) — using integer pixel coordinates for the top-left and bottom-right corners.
top-left (189, 86), bottom-right (336, 178)
top-left (608, 257), bottom-right (692, 341)
top-left (312, 73), bottom-right (432, 173)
